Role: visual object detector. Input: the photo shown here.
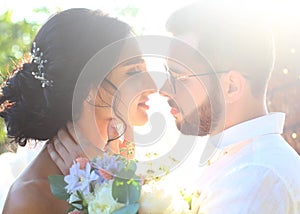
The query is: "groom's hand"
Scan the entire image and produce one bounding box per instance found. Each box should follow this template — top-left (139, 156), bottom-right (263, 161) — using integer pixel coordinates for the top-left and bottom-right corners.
top-left (47, 122), bottom-right (86, 175)
top-left (47, 120), bottom-right (123, 175)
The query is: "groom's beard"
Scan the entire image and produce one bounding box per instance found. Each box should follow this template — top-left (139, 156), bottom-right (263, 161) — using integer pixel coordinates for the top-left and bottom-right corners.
top-left (177, 89), bottom-right (223, 136)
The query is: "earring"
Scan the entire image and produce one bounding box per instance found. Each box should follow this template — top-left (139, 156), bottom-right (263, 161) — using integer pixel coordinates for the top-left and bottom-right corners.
top-left (86, 95), bottom-right (92, 103)
top-left (0, 103), bottom-right (5, 112)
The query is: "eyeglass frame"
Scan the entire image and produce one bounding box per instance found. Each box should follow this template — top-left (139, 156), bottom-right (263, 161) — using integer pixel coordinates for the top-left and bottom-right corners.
top-left (165, 64), bottom-right (228, 93)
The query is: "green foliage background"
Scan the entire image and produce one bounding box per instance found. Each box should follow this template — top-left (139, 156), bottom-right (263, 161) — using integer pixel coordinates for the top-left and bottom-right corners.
top-left (0, 10), bottom-right (44, 153)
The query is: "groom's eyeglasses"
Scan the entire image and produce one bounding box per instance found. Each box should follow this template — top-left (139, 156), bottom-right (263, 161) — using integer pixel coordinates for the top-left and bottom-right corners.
top-left (165, 65), bottom-right (228, 93)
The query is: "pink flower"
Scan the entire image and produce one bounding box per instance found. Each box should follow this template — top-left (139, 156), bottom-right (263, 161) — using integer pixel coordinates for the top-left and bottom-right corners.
top-left (75, 157), bottom-right (89, 169)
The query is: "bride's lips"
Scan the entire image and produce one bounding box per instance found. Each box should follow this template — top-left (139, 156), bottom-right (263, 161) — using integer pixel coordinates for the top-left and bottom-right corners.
top-left (138, 98), bottom-right (150, 110)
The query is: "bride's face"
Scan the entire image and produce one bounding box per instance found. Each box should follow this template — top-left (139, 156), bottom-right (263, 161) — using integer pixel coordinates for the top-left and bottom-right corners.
top-left (110, 57), bottom-right (156, 126)
top-left (96, 57), bottom-right (156, 126)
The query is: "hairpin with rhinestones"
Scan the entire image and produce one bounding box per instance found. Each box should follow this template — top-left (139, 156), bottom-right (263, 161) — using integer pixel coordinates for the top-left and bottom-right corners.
top-left (31, 42), bottom-right (53, 88)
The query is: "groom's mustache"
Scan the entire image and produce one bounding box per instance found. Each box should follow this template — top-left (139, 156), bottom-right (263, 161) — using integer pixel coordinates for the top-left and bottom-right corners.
top-left (167, 99), bottom-right (179, 109)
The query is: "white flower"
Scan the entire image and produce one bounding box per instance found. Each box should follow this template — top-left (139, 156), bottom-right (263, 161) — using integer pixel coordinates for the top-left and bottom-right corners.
top-left (139, 179), bottom-right (191, 214)
top-left (87, 180), bottom-right (122, 214)
top-left (139, 180), bottom-right (173, 214)
top-left (64, 162), bottom-right (98, 195)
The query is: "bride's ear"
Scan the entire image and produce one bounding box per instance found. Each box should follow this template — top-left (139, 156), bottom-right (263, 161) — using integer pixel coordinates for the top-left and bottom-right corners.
top-left (221, 70), bottom-right (246, 104)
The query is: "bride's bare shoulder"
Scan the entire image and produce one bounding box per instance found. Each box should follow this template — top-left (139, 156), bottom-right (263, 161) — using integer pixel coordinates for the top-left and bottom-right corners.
top-left (3, 178), bottom-right (67, 214)
top-left (3, 146), bottom-right (69, 214)
top-left (3, 149), bottom-right (69, 214)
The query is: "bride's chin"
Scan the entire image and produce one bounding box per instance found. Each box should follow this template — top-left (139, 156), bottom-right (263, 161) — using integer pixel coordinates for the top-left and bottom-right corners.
top-left (130, 114), bottom-right (148, 126)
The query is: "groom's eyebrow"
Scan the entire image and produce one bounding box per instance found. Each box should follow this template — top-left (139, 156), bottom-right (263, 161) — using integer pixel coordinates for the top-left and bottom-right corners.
top-left (122, 58), bottom-right (145, 66)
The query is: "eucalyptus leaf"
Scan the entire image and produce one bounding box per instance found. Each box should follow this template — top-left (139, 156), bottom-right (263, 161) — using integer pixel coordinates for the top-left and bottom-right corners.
top-left (48, 175), bottom-right (69, 200)
top-left (127, 160), bottom-right (137, 172)
top-left (116, 160), bottom-right (137, 178)
top-left (117, 168), bottom-right (135, 179)
top-left (112, 203), bottom-right (139, 214)
top-left (112, 177), bottom-right (141, 204)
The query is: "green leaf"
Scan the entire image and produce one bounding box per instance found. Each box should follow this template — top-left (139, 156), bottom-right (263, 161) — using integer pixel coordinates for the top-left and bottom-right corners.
top-left (112, 203), bottom-right (139, 214)
top-left (67, 206), bottom-right (76, 213)
top-left (48, 175), bottom-right (69, 200)
top-left (112, 177), bottom-right (141, 204)
top-left (117, 160), bottom-right (137, 179)
top-left (117, 168), bottom-right (135, 179)
top-left (127, 160), bottom-right (137, 172)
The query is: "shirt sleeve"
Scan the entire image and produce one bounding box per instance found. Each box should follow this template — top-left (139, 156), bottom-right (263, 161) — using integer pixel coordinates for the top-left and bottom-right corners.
top-left (195, 165), bottom-right (296, 214)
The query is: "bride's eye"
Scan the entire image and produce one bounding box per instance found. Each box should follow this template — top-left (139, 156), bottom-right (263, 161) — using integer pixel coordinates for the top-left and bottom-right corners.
top-left (126, 70), bottom-right (142, 76)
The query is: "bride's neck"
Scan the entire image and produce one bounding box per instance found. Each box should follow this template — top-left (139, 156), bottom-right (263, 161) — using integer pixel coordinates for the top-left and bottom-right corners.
top-left (77, 120), bottom-right (108, 150)
top-left (75, 117), bottom-right (109, 151)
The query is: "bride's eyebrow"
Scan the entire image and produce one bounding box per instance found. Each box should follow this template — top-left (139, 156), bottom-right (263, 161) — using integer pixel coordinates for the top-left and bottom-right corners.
top-left (122, 58), bottom-right (145, 66)
top-left (167, 63), bottom-right (186, 74)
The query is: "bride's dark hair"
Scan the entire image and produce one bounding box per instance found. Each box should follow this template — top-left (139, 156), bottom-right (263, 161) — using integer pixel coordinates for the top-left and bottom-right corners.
top-left (0, 8), bottom-right (132, 146)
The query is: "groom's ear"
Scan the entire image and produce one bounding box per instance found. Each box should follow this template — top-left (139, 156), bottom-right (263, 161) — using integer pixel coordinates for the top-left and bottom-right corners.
top-left (221, 70), bottom-right (245, 104)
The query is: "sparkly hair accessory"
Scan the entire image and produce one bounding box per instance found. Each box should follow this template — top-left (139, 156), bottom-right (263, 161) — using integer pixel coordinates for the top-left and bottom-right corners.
top-left (31, 42), bottom-right (53, 88)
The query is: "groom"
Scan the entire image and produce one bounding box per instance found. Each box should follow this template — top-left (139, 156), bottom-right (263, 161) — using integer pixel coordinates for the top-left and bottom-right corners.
top-left (48, 1), bottom-right (300, 213)
top-left (159, 1), bottom-right (300, 213)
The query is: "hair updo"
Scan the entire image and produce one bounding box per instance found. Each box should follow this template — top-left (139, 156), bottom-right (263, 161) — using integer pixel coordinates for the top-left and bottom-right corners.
top-left (0, 8), bottom-right (132, 146)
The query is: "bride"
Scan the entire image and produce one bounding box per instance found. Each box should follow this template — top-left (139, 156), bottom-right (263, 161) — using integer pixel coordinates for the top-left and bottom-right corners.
top-left (1, 8), bottom-right (156, 213)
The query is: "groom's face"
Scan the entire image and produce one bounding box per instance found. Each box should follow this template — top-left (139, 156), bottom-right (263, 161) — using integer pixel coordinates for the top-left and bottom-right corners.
top-left (160, 34), bottom-right (224, 136)
top-left (161, 63), bottom-right (222, 136)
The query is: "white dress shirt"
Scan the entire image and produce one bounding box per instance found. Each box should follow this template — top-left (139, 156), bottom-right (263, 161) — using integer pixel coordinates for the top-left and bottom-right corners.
top-left (193, 112), bottom-right (300, 214)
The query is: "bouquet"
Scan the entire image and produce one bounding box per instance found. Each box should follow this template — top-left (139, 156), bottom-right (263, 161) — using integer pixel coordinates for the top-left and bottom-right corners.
top-left (48, 154), bottom-right (141, 214)
top-left (49, 150), bottom-right (200, 214)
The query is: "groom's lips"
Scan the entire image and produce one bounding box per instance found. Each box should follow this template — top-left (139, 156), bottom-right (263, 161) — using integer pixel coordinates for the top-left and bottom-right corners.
top-left (170, 107), bottom-right (179, 115)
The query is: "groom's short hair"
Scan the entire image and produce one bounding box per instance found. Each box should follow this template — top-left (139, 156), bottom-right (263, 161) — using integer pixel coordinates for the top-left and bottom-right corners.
top-left (166, 1), bottom-right (275, 97)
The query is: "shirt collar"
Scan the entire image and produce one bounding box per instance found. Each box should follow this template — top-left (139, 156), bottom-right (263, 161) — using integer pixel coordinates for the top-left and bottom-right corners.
top-left (208, 112), bottom-right (285, 149)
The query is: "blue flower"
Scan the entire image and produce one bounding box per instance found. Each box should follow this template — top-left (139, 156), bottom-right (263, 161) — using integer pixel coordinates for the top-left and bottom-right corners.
top-left (64, 162), bottom-right (99, 195)
top-left (92, 154), bottom-right (124, 178)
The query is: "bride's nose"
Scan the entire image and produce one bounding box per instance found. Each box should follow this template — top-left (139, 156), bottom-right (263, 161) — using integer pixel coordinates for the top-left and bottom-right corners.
top-left (159, 79), bottom-right (173, 98)
top-left (140, 72), bottom-right (158, 93)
